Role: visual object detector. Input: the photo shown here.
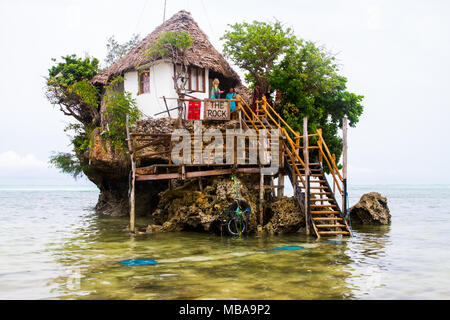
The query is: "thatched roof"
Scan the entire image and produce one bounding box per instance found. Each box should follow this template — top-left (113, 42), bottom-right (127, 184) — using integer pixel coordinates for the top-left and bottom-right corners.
top-left (92, 10), bottom-right (241, 85)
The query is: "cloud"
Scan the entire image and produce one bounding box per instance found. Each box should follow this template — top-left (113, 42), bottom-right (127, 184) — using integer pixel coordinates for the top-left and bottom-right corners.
top-left (366, 5), bottom-right (382, 31)
top-left (349, 165), bottom-right (375, 174)
top-left (0, 150), bottom-right (47, 169)
top-left (0, 150), bottom-right (92, 185)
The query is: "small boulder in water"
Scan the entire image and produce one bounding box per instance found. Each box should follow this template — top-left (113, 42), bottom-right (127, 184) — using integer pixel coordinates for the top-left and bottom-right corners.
top-left (350, 192), bottom-right (391, 225)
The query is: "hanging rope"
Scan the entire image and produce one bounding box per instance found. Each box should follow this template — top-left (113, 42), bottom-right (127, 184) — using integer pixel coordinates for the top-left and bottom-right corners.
top-left (231, 175), bottom-right (240, 201)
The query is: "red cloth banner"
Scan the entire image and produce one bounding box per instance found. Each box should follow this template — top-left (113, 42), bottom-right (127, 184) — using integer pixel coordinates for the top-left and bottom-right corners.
top-left (187, 100), bottom-right (201, 120)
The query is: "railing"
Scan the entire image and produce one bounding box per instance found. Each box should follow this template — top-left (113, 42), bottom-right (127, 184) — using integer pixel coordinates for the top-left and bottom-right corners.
top-left (170, 95), bottom-right (346, 212)
top-left (239, 95), bottom-right (347, 214)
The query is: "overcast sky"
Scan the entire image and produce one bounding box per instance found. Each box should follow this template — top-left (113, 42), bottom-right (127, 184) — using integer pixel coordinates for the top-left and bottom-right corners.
top-left (0, 0), bottom-right (449, 186)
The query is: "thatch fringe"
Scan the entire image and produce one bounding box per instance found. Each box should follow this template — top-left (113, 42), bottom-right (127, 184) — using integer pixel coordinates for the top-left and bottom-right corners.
top-left (92, 10), bottom-right (241, 86)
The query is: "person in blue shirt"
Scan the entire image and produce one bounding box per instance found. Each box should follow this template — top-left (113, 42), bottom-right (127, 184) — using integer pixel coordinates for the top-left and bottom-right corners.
top-left (226, 87), bottom-right (238, 119)
top-left (226, 88), bottom-right (237, 111)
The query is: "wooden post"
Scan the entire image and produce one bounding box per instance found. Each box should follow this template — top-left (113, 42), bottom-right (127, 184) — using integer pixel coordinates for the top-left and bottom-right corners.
top-left (342, 116), bottom-right (348, 218)
top-left (303, 117), bottom-right (310, 236)
top-left (278, 172), bottom-right (284, 198)
top-left (259, 170), bottom-right (264, 227)
top-left (126, 115), bottom-right (136, 234)
top-left (318, 129), bottom-right (323, 163)
top-left (181, 164), bottom-right (186, 180)
top-left (198, 177), bottom-right (203, 192)
top-left (239, 109), bottom-right (242, 130)
top-left (163, 96), bottom-right (171, 119)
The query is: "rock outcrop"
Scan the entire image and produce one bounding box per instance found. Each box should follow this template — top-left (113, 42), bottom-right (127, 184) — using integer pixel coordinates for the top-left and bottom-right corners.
top-left (264, 197), bottom-right (305, 234)
top-left (145, 178), bottom-right (305, 235)
top-left (84, 120), bottom-right (171, 217)
top-left (350, 192), bottom-right (391, 225)
top-left (82, 117), bottom-right (306, 234)
top-left (146, 175), bottom-right (260, 233)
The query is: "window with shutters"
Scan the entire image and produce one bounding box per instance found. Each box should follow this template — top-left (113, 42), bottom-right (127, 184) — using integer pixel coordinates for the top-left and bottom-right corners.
top-left (138, 70), bottom-right (150, 94)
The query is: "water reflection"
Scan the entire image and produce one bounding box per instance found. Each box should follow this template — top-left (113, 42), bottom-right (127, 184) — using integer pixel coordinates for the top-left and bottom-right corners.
top-left (50, 212), bottom-right (383, 299)
top-left (346, 225), bottom-right (391, 298)
top-left (4, 186), bottom-right (450, 299)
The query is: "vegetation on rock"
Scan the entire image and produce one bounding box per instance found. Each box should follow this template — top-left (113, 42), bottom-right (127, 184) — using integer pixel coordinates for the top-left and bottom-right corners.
top-left (146, 31), bottom-right (193, 124)
top-left (222, 20), bottom-right (364, 164)
top-left (46, 52), bottom-right (140, 178)
top-left (221, 21), bottom-right (295, 95)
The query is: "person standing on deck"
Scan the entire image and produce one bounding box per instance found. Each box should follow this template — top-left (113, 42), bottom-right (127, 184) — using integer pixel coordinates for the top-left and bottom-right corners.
top-left (210, 78), bottom-right (223, 99)
top-left (226, 88), bottom-right (239, 120)
top-left (251, 85), bottom-right (263, 113)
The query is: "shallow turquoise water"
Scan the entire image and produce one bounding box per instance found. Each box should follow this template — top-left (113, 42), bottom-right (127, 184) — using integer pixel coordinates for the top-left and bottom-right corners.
top-left (0, 185), bottom-right (449, 299)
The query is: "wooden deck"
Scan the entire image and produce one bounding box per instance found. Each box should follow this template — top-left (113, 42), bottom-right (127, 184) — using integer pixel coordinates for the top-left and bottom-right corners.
top-left (125, 96), bottom-right (351, 239)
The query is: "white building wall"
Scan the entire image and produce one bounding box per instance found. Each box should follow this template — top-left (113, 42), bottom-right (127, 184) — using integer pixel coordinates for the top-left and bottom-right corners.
top-left (124, 61), bottom-right (210, 119)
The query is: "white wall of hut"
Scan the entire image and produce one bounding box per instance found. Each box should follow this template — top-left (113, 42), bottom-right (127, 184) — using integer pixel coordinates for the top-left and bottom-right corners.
top-left (124, 60), bottom-right (210, 119)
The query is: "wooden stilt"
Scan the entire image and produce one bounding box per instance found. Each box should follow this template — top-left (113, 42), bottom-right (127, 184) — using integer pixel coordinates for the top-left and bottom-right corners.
top-left (198, 176), bottom-right (203, 192)
top-left (342, 116), bottom-right (348, 218)
top-left (303, 117), bottom-right (310, 236)
top-left (126, 114), bottom-right (136, 234)
top-left (278, 172), bottom-right (284, 198)
top-left (181, 164), bottom-right (186, 180)
top-left (259, 170), bottom-right (264, 226)
top-left (163, 96), bottom-right (172, 119)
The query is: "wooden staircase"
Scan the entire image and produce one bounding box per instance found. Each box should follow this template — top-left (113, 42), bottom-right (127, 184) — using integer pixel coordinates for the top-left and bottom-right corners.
top-left (126, 94), bottom-right (352, 239)
top-left (237, 96), bottom-right (352, 239)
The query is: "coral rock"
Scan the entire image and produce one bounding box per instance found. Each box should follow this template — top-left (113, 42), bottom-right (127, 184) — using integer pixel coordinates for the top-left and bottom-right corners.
top-left (350, 192), bottom-right (391, 225)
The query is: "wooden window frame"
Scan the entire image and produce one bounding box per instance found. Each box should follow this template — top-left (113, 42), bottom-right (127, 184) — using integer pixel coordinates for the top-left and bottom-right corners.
top-left (138, 70), bottom-right (150, 95)
top-left (173, 64), bottom-right (205, 93)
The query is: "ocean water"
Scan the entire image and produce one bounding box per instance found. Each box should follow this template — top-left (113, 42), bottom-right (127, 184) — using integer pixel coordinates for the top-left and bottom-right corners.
top-left (0, 184), bottom-right (449, 300)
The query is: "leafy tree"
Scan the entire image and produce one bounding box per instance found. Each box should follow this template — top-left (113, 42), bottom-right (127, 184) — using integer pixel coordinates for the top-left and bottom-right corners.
top-left (221, 21), bottom-right (364, 166)
top-left (49, 152), bottom-right (86, 179)
top-left (146, 31), bottom-right (193, 125)
top-left (105, 34), bottom-right (141, 67)
top-left (269, 41), bottom-right (364, 162)
top-left (102, 76), bottom-right (141, 151)
top-left (46, 55), bottom-right (141, 178)
top-left (221, 21), bottom-right (295, 94)
top-left (46, 55), bottom-right (101, 126)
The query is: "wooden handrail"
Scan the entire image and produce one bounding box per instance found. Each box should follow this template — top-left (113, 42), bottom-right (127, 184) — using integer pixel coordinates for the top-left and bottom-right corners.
top-left (317, 129), bottom-right (344, 182)
top-left (236, 104), bottom-right (260, 134)
top-left (283, 141), bottom-right (306, 187)
top-left (239, 95), bottom-right (345, 199)
top-left (238, 96), bottom-right (267, 131)
top-left (318, 148), bottom-right (342, 195)
top-left (261, 97), bottom-right (300, 139)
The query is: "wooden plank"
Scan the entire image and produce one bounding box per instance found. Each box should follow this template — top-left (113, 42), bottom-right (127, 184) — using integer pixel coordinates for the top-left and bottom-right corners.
top-left (310, 204), bottom-right (337, 208)
top-left (318, 231), bottom-right (350, 235)
top-left (154, 105), bottom-right (178, 116)
top-left (236, 168), bottom-right (260, 173)
top-left (313, 217), bottom-right (343, 221)
top-left (303, 117), bottom-right (310, 236)
top-left (342, 116), bottom-right (350, 236)
top-left (316, 224), bottom-right (346, 228)
top-left (278, 172), bottom-right (284, 198)
top-left (126, 114), bottom-right (136, 233)
top-left (203, 99), bottom-right (230, 120)
top-left (163, 96), bottom-right (172, 119)
top-left (186, 168), bottom-right (232, 178)
top-left (311, 211), bottom-right (339, 214)
top-left (136, 173), bottom-right (181, 181)
top-left (259, 170), bottom-right (264, 226)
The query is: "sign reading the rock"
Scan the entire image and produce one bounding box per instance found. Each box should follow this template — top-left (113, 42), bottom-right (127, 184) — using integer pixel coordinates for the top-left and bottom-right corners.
top-left (203, 99), bottom-right (230, 120)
